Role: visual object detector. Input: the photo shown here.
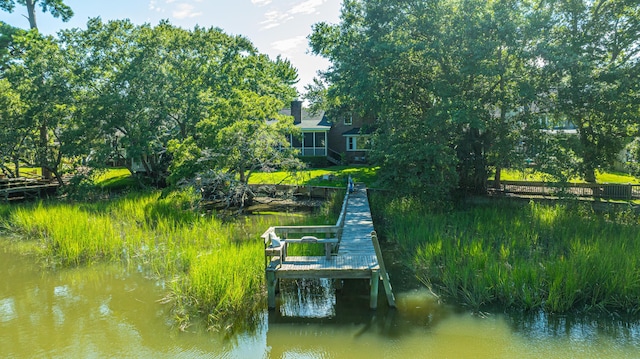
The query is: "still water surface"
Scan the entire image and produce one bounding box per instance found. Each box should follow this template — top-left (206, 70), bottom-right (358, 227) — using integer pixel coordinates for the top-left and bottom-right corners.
top-left (2, 243), bottom-right (639, 358)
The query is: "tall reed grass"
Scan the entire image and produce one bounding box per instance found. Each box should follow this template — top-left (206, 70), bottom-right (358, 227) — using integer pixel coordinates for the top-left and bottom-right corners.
top-left (373, 195), bottom-right (640, 314)
top-left (0, 188), bottom-right (338, 331)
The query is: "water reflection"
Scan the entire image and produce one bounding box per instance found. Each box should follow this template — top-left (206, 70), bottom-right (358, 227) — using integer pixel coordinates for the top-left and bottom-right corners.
top-left (0, 244), bottom-right (220, 358)
top-left (278, 279), bottom-right (336, 318)
top-left (507, 310), bottom-right (640, 357)
top-left (2, 241), bottom-right (640, 358)
top-left (267, 276), bottom-right (640, 359)
top-left (0, 298), bottom-right (17, 322)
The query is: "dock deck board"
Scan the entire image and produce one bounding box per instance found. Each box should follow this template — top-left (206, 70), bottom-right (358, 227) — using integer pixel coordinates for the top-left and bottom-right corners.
top-left (272, 255), bottom-right (377, 279)
top-left (266, 183), bottom-right (393, 309)
top-left (337, 185), bottom-right (376, 257)
top-left (266, 184), bottom-right (378, 273)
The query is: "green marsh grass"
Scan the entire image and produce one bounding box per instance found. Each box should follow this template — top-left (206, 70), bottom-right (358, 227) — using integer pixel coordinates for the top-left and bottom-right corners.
top-left (0, 188), bottom-right (340, 331)
top-left (374, 195), bottom-right (640, 314)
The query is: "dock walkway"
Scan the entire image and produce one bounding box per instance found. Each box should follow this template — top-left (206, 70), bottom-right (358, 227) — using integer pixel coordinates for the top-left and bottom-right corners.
top-left (263, 183), bottom-right (395, 309)
top-left (0, 178), bottom-right (59, 202)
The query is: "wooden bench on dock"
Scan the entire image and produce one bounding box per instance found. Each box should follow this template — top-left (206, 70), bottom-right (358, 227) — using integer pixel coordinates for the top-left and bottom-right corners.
top-left (262, 225), bottom-right (342, 267)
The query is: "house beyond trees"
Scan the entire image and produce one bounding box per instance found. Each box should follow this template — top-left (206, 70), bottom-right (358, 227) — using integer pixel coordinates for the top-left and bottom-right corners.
top-left (281, 100), bottom-right (372, 165)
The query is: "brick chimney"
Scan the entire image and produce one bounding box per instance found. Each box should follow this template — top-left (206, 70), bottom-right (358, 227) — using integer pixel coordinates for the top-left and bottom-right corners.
top-left (291, 100), bottom-right (302, 125)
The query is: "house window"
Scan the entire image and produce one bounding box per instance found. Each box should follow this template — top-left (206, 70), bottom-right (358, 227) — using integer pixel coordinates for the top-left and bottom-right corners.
top-left (344, 114), bottom-right (353, 126)
top-left (345, 135), bottom-right (371, 151)
top-left (293, 131), bottom-right (327, 156)
top-left (315, 132), bottom-right (326, 148)
top-left (303, 132), bottom-right (314, 148)
top-left (347, 137), bottom-right (355, 151)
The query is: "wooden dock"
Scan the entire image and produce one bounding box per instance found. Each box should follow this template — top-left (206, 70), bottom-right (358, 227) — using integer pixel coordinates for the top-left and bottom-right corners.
top-left (0, 178), bottom-right (59, 202)
top-left (263, 180), bottom-right (395, 310)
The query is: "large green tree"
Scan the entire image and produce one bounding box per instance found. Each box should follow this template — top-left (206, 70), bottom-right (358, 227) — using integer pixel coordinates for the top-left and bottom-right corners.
top-left (311, 0), bottom-right (639, 197)
top-left (1, 0), bottom-right (73, 180)
top-left (0, 77), bottom-right (26, 177)
top-left (59, 19), bottom-right (298, 187)
top-left (310, 0), bottom-right (540, 199)
top-left (2, 31), bottom-right (78, 185)
top-left (2, 14), bottom-right (301, 190)
top-left (168, 89), bottom-right (301, 208)
top-left (534, 0), bottom-right (640, 182)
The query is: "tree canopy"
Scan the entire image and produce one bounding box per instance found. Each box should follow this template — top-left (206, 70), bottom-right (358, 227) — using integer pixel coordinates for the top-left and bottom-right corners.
top-left (0, 18), bottom-right (300, 190)
top-left (310, 0), bottom-right (640, 198)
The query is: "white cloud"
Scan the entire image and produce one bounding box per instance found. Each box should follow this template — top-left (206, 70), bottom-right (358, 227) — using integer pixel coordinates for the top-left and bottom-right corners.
top-left (149, 0), bottom-right (159, 11)
top-left (173, 3), bottom-right (202, 19)
top-left (289, 0), bottom-right (325, 15)
top-left (251, 0), bottom-right (272, 6)
top-left (272, 36), bottom-right (306, 53)
top-left (261, 10), bottom-right (293, 30)
top-left (259, 0), bottom-right (325, 30)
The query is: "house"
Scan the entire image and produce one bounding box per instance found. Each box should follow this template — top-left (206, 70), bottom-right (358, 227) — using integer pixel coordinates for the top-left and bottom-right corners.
top-left (280, 100), bottom-right (331, 158)
top-left (282, 100), bottom-right (373, 165)
top-left (326, 110), bottom-right (373, 164)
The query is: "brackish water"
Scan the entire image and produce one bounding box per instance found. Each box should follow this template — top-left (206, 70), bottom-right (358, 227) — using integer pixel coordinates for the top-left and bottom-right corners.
top-left (2, 243), bottom-right (640, 358)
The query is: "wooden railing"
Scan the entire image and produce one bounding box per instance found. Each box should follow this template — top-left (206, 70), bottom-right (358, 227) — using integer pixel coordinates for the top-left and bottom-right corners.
top-left (490, 180), bottom-right (640, 200)
top-left (261, 225), bottom-right (342, 266)
top-left (327, 149), bottom-right (343, 165)
top-left (262, 176), bottom-right (352, 267)
top-left (0, 178), bottom-right (59, 201)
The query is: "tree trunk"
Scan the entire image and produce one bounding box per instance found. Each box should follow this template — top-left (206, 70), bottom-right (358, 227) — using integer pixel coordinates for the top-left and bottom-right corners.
top-left (26, 0), bottom-right (52, 180)
top-left (584, 166), bottom-right (597, 183)
top-left (13, 159), bottom-right (20, 178)
top-left (25, 0), bottom-right (38, 30)
top-left (494, 166), bottom-right (502, 189)
top-left (471, 128), bottom-right (487, 194)
top-left (40, 124), bottom-right (52, 180)
top-left (579, 124), bottom-right (597, 183)
top-left (51, 169), bottom-right (64, 186)
top-left (140, 155), bottom-right (152, 176)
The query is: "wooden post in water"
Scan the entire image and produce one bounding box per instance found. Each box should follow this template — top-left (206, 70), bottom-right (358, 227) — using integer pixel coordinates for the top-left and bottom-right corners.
top-left (266, 269), bottom-right (277, 309)
top-left (371, 231), bottom-right (396, 308)
top-left (370, 268), bottom-right (379, 309)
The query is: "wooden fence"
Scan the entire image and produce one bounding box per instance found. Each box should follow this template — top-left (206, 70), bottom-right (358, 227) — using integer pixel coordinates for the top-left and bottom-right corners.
top-left (490, 180), bottom-right (640, 200)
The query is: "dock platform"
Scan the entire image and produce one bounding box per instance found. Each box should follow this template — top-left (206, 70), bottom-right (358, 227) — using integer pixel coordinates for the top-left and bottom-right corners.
top-left (263, 181), bottom-right (395, 309)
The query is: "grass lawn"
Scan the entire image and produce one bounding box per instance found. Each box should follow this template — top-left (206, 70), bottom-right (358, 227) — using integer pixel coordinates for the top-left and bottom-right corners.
top-left (493, 168), bottom-right (640, 184)
top-left (92, 168), bottom-right (138, 189)
top-left (91, 166), bottom-right (379, 189)
top-left (92, 165), bottom-right (638, 190)
top-left (2, 166), bottom-right (42, 178)
top-left (249, 166), bottom-right (379, 187)
top-left (595, 171), bottom-right (640, 184)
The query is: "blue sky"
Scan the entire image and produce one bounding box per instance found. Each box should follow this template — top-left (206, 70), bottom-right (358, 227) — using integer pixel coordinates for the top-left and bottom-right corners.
top-left (0, 0), bottom-right (342, 95)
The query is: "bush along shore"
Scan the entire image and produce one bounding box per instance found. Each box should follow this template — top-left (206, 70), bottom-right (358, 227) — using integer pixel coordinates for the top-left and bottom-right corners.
top-left (0, 189), bottom-right (341, 332)
top-left (375, 196), bottom-right (640, 314)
